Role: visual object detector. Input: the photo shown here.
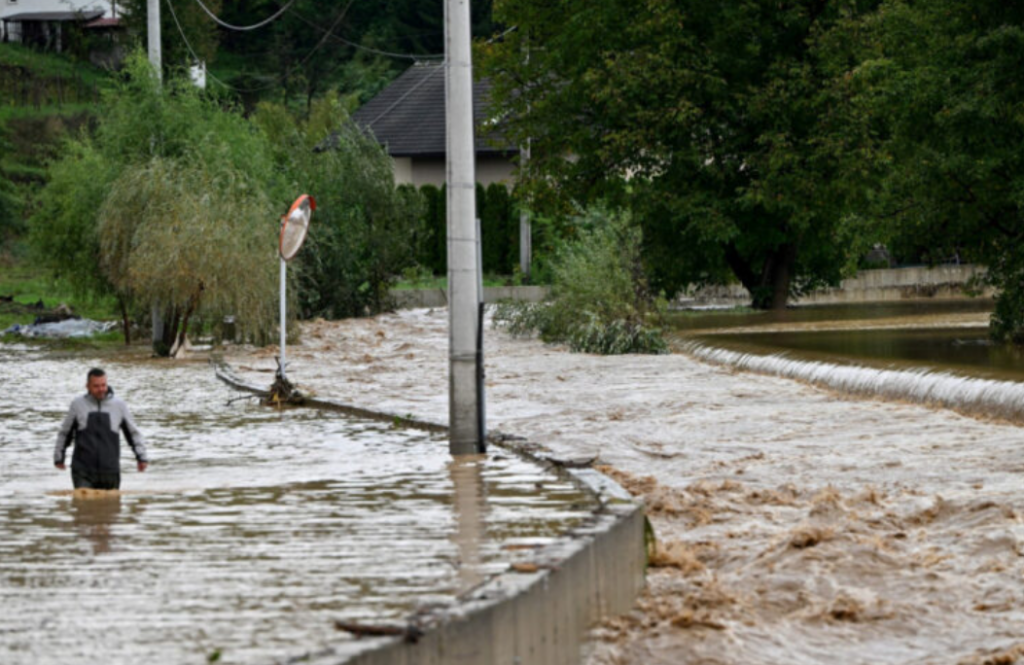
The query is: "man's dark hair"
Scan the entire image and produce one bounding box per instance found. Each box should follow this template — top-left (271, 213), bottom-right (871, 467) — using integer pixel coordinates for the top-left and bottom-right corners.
top-left (87, 368), bottom-right (106, 380)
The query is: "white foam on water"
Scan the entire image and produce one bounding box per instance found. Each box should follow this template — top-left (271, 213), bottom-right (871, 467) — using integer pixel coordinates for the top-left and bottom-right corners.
top-left (683, 341), bottom-right (1024, 423)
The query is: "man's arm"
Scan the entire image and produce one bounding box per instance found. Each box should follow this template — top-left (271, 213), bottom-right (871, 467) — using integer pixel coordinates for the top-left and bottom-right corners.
top-left (119, 402), bottom-right (149, 472)
top-left (54, 405), bottom-right (77, 469)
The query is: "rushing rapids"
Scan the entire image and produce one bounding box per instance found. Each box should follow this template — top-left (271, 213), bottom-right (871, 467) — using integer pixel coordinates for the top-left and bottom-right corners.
top-left (220, 307), bottom-right (1024, 665)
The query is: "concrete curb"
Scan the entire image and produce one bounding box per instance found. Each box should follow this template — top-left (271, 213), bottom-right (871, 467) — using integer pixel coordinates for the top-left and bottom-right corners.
top-left (212, 361), bottom-right (647, 665)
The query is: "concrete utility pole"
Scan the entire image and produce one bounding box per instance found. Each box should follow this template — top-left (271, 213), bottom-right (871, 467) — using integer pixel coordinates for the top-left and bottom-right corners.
top-left (519, 39), bottom-right (532, 279)
top-left (445, 0), bottom-right (486, 454)
top-left (148, 0), bottom-right (163, 350)
top-left (519, 138), bottom-right (532, 279)
top-left (147, 0), bottom-right (161, 80)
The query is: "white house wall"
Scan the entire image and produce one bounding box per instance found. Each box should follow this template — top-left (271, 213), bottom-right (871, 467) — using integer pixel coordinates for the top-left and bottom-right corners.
top-left (395, 155), bottom-right (516, 189)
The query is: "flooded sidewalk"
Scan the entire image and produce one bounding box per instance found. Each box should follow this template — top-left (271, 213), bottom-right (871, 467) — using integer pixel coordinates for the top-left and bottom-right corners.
top-left (0, 344), bottom-right (596, 665)
top-left (227, 308), bottom-right (1024, 664)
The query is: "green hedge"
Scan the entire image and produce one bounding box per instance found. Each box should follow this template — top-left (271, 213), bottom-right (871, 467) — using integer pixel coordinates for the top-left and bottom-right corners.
top-left (417, 182), bottom-right (520, 276)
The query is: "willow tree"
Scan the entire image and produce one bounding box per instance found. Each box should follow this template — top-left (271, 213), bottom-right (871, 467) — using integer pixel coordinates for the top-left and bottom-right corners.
top-left (31, 52), bottom-right (279, 353)
top-left (99, 157), bottom-right (279, 354)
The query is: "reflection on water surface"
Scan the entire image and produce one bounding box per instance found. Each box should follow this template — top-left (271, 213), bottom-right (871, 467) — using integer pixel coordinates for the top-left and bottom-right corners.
top-left (703, 328), bottom-right (1024, 382)
top-left (0, 345), bottom-right (594, 665)
top-left (668, 299), bottom-right (993, 333)
top-left (670, 299), bottom-right (1024, 381)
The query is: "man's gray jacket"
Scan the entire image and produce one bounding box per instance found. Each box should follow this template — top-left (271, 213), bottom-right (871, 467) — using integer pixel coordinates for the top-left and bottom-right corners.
top-left (55, 388), bottom-right (148, 473)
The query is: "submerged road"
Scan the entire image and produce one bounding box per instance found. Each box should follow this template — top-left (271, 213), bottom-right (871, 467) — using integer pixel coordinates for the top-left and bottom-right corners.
top-left (226, 308), bottom-right (1024, 665)
top-left (0, 344), bottom-right (593, 665)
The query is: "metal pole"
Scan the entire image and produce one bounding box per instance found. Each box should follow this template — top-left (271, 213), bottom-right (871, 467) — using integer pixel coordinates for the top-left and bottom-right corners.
top-left (279, 256), bottom-right (287, 382)
top-left (445, 0), bottom-right (485, 454)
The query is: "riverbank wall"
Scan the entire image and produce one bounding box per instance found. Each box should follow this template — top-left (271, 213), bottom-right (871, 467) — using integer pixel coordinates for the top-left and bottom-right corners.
top-left (392, 266), bottom-right (991, 311)
top-left (677, 264), bottom-right (992, 308)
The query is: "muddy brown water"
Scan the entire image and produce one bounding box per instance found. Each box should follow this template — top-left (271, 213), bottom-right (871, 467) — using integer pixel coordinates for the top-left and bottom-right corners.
top-left (0, 344), bottom-right (595, 665)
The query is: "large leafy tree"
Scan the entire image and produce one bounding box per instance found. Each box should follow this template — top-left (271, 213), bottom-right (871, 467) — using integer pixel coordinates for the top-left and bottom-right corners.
top-left (482, 0), bottom-right (879, 308)
top-left (845, 1), bottom-right (1024, 340)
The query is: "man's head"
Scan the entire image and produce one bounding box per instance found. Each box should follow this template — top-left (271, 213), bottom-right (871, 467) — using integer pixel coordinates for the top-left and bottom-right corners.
top-left (86, 368), bottom-right (108, 401)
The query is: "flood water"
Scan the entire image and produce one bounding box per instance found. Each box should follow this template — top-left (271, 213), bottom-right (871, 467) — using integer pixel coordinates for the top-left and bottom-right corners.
top-left (0, 344), bottom-right (595, 665)
top-left (668, 299), bottom-right (1024, 422)
top-left (700, 328), bottom-right (1024, 383)
top-left (668, 299), bottom-right (994, 335)
top-left (668, 299), bottom-right (1015, 378)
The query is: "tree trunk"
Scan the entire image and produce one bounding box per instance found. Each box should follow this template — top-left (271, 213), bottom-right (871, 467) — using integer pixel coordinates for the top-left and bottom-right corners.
top-left (119, 298), bottom-right (131, 346)
top-left (153, 305), bottom-right (180, 357)
top-left (171, 284), bottom-right (204, 357)
top-left (724, 242), bottom-right (798, 310)
top-left (766, 243), bottom-right (797, 311)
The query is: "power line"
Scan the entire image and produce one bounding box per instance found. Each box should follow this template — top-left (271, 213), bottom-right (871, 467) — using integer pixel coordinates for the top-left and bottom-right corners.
top-left (164, 0), bottom-right (237, 88)
top-left (191, 0), bottom-right (298, 32)
top-left (166, 0), bottom-right (355, 93)
top-left (364, 61), bottom-right (444, 128)
top-left (290, 12), bottom-right (443, 60)
top-left (361, 26), bottom-right (518, 128)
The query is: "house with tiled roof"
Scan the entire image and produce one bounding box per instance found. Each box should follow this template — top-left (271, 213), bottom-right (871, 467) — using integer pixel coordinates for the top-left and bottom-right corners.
top-left (351, 60), bottom-right (518, 188)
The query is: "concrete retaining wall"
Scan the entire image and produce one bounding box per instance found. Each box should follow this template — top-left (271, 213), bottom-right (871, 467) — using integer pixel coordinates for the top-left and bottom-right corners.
top-left (325, 477), bottom-right (645, 665)
top-left (678, 265), bottom-right (992, 307)
top-left (398, 266), bottom-right (990, 311)
top-left (212, 364), bottom-right (647, 665)
top-left (797, 264), bottom-right (992, 305)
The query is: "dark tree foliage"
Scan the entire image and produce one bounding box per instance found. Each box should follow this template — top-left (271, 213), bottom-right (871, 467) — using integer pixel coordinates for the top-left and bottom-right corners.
top-left (0, 131), bottom-right (21, 246)
top-left (418, 184), bottom-right (446, 274)
top-left (122, 0), bottom-right (222, 75)
top-left (253, 96), bottom-right (426, 318)
top-left (843, 0), bottom-right (1024, 341)
top-left (482, 0), bottom-right (882, 309)
top-left (481, 182), bottom-right (515, 274)
top-left (212, 0), bottom-right (493, 108)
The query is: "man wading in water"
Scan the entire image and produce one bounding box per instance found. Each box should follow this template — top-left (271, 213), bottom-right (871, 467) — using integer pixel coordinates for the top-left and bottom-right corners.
top-left (55, 368), bottom-right (149, 489)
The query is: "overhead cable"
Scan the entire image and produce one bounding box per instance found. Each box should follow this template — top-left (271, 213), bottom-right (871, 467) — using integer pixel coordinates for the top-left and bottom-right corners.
top-left (290, 12), bottom-right (443, 60)
top-left (361, 26), bottom-right (518, 128)
top-left (165, 0), bottom-right (237, 89)
top-left (167, 0), bottom-right (354, 93)
top-left (190, 0), bottom-right (297, 31)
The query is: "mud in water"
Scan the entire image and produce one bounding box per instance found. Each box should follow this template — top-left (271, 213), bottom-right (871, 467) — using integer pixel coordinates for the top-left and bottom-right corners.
top-left (224, 308), bottom-right (1024, 664)
top-left (0, 344), bottom-right (594, 665)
